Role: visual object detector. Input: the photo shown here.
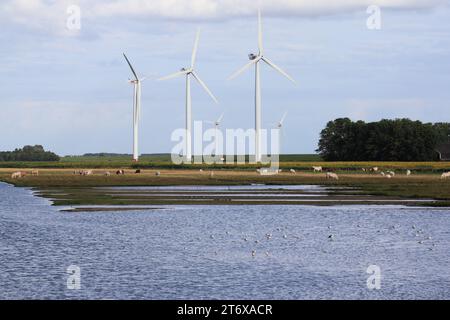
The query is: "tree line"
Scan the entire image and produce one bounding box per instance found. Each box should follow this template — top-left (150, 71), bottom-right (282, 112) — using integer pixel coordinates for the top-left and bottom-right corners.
top-left (317, 118), bottom-right (450, 161)
top-left (0, 145), bottom-right (60, 162)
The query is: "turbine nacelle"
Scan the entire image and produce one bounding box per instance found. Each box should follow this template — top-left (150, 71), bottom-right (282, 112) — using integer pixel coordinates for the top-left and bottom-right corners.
top-left (249, 53), bottom-right (258, 61)
top-left (178, 67), bottom-right (193, 75)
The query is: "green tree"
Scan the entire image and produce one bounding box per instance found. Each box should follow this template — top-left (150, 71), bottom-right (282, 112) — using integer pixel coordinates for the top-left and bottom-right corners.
top-left (317, 118), bottom-right (442, 161)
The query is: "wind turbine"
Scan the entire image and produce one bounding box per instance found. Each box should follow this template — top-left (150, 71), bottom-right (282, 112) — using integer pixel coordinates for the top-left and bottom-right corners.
top-left (205, 112), bottom-right (224, 156)
top-left (123, 53), bottom-right (145, 162)
top-left (229, 10), bottom-right (296, 163)
top-left (158, 29), bottom-right (218, 162)
top-left (273, 111), bottom-right (288, 156)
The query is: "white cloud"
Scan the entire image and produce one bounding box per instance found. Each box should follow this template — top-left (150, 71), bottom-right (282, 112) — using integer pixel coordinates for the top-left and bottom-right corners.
top-left (90, 0), bottom-right (447, 19)
top-left (1, 0), bottom-right (446, 31)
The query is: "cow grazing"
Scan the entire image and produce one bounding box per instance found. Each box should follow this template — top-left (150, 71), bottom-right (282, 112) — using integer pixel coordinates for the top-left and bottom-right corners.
top-left (11, 172), bottom-right (25, 179)
top-left (290, 169), bottom-right (296, 174)
top-left (116, 170), bottom-right (125, 175)
top-left (104, 172), bottom-right (111, 176)
top-left (380, 172), bottom-right (385, 176)
top-left (372, 167), bottom-right (379, 172)
top-left (312, 166), bottom-right (323, 173)
top-left (82, 170), bottom-right (93, 176)
top-left (386, 174), bottom-right (392, 179)
top-left (387, 171), bottom-right (395, 177)
top-left (155, 171), bottom-right (161, 176)
top-left (326, 172), bottom-right (339, 180)
top-left (31, 170), bottom-right (39, 176)
top-left (441, 172), bottom-right (450, 180)
top-left (135, 169), bottom-right (141, 174)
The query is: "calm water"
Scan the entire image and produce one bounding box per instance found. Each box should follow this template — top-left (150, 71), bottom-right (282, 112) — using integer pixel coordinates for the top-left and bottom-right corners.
top-left (1, 182), bottom-right (449, 300)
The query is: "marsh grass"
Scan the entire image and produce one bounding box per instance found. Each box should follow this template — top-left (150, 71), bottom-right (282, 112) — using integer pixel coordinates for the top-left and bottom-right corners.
top-left (1, 168), bottom-right (450, 206)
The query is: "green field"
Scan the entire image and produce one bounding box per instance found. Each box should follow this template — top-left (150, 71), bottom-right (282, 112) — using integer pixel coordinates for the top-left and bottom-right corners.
top-left (1, 154), bottom-right (450, 174)
top-left (2, 155), bottom-right (450, 208)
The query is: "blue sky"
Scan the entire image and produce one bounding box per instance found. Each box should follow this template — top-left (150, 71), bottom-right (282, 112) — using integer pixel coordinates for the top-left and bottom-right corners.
top-left (1, 0), bottom-right (449, 155)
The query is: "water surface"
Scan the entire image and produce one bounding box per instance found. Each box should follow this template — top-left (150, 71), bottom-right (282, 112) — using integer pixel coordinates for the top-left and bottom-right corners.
top-left (1, 182), bottom-right (449, 299)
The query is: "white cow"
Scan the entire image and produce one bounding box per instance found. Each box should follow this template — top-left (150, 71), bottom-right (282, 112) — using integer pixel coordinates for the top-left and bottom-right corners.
top-left (387, 171), bottom-right (395, 177)
top-left (290, 169), bottom-right (296, 174)
top-left (406, 170), bottom-right (411, 176)
top-left (380, 172), bottom-right (385, 176)
top-left (386, 174), bottom-right (392, 179)
top-left (104, 171), bottom-right (111, 176)
top-left (441, 172), bottom-right (450, 180)
top-left (372, 167), bottom-right (379, 172)
top-left (326, 172), bottom-right (339, 180)
top-left (312, 166), bottom-right (323, 173)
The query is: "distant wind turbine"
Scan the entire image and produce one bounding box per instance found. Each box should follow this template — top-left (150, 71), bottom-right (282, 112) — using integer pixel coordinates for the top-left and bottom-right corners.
top-left (273, 112), bottom-right (288, 156)
top-left (159, 29), bottom-right (218, 162)
top-left (123, 53), bottom-right (146, 162)
top-left (205, 112), bottom-right (225, 156)
top-left (229, 10), bottom-right (296, 163)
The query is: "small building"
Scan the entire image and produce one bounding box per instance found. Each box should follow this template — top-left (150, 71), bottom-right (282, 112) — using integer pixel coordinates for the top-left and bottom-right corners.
top-left (436, 142), bottom-right (450, 161)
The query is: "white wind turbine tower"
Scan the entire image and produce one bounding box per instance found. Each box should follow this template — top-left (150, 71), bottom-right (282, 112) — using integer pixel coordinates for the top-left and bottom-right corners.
top-left (205, 112), bottom-right (225, 156)
top-left (159, 29), bottom-right (218, 162)
top-left (229, 10), bottom-right (296, 163)
top-left (123, 53), bottom-right (145, 162)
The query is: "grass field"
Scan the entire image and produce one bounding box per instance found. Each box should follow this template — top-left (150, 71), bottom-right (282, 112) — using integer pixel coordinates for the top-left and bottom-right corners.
top-left (1, 166), bottom-right (450, 207)
top-left (1, 155), bottom-right (450, 207)
top-left (1, 154), bottom-right (450, 173)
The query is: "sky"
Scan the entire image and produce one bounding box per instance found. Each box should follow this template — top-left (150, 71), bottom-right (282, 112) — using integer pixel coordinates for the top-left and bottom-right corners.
top-left (1, 0), bottom-right (450, 156)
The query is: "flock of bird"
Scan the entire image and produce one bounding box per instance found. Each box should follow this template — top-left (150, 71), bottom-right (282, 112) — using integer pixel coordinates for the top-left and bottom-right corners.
top-left (194, 220), bottom-right (438, 259)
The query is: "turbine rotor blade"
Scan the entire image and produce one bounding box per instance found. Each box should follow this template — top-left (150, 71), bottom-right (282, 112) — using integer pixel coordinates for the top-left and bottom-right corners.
top-left (228, 58), bottom-right (259, 80)
top-left (280, 111), bottom-right (288, 125)
top-left (123, 53), bottom-right (139, 80)
top-left (258, 9), bottom-right (263, 55)
top-left (158, 70), bottom-right (188, 81)
top-left (191, 71), bottom-right (219, 104)
top-left (191, 28), bottom-right (200, 68)
top-left (262, 57), bottom-right (296, 84)
top-left (217, 112), bottom-right (225, 123)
